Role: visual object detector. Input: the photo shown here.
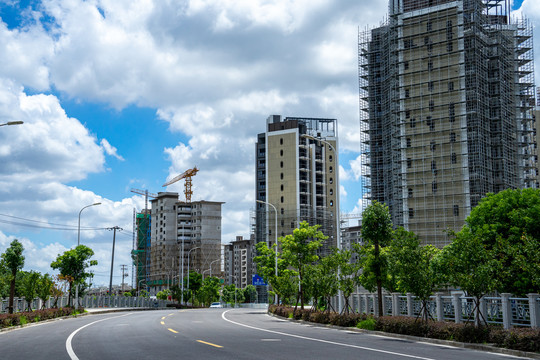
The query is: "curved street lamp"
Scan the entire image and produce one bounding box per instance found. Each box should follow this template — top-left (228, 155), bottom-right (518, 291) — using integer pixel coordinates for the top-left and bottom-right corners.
top-left (76, 202), bottom-right (101, 309)
top-left (256, 200), bottom-right (278, 305)
top-left (0, 121), bottom-right (24, 127)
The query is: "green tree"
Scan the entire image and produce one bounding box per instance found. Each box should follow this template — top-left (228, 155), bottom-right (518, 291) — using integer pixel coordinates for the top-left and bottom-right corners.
top-left (436, 228), bottom-right (501, 326)
top-left (280, 221), bottom-right (327, 311)
top-left (243, 285), bottom-right (258, 303)
top-left (359, 201), bottom-right (393, 316)
top-left (254, 241), bottom-right (288, 304)
top-left (21, 271), bottom-right (40, 311)
top-left (1, 239), bottom-right (25, 313)
top-left (187, 271), bottom-right (202, 305)
top-left (222, 284), bottom-right (245, 305)
top-left (514, 234), bottom-right (540, 291)
top-left (334, 249), bottom-right (362, 314)
top-left (36, 274), bottom-right (53, 309)
top-left (50, 245), bottom-right (98, 307)
top-left (389, 228), bottom-right (441, 322)
top-left (197, 276), bottom-right (220, 306)
top-left (314, 253), bottom-right (339, 313)
top-left (156, 289), bottom-right (171, 300)
top-left (463, 188), bottom-right (540, 295)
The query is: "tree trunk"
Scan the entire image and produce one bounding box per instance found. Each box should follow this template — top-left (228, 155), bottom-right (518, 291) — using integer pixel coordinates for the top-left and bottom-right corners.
top-left (68, 283), bottom-right (73, 307)
top-left (8, 270), bottom-right (16, 314)
top-left (374, 242), bottom-right (383, 316)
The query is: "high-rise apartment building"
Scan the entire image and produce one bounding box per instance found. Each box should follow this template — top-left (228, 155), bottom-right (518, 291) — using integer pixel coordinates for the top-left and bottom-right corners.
top-left (255, 115), bottom-right (339, 257)
top-left (359, 0), bottom-right (536, 247)
top-left (147, 192), bottom-right (223, 294)
top-left (224, 235), bottom-right (256, 289)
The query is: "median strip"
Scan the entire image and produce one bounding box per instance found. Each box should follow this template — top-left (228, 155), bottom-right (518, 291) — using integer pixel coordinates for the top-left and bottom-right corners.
top-left (197, 340), bottom-right (223, 348)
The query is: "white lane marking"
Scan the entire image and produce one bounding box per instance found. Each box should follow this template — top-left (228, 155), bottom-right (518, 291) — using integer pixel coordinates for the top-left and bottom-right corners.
top-left (66, 313), bottom-right (133, 360)
top-left (222, 310), bottom-right (434, 360)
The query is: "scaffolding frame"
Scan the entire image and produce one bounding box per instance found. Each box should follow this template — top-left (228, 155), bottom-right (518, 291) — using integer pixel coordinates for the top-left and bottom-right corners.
top-left (359, 0), bottom-right (536, 247)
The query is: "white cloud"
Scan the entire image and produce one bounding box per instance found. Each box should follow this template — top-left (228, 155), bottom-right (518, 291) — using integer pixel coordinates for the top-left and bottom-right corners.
top-left (100, 139), bottom-right (124, 161)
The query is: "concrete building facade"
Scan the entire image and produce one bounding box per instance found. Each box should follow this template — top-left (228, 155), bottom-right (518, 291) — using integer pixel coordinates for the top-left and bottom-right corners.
top-left (147, 192), bottom-right (223, 294)
top-left (359, 0), bottom-right (537, 247)
top-left (224, 235), bottom-right (256, 289)
top-left (255, 115), bottom-right (339, 256)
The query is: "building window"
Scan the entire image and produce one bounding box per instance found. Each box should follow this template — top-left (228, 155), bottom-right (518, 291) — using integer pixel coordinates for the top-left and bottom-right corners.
top-left (280, 149), bottom-right (283, 156)
top-left (410, 118), bottom-right (416, 128)
top-left (329, 188), bottom-right (333, 195)
top-left (407, 158), bottom-right (412, 168)
top-left (406, 138), bottom-right (411, 148)
top-left (280, 184), bottom-right (284, 191)
top-left (405, 88), bottom-right (410, 98)
top-left (405, 110), bottom-right (411, 119)
top-left (450, 132), bottom-right (456, 142)
top-left (428, 81), bottom-right (434, 91)
top-left (330, 200), bottom-right (334, 207)
top-left (430, 141), bottom-right (436, 151)
top-left (431, 160), bottom-right (437, 173)
top-left (408, 188), bottom-right (413, 198)
top-left (409, 208), bottom-right (414, 218)
top-left (449, 103), bottom-right (455, 122)
top-left (280, 173), bottom-right (284, 179)
top-left (281, 208), bottom-right (284, 215)
top-left (280, 161), bottom-right (283, 168)
top-left (432, 181), bottom-right (437, 193)
top-left (329, 155), bottom-right (333, 162)
top-left (280, 196), bottom-right (284, 203)
top-left (281, 220), bottom-right (284, 227)
top-left (428, 61), bottom-right (433, 71)
top-left (329, 178), bottom-right (333, 184)
top-left (451, 152), bottom-right (457, 164)
top-left (429, 100), bottom-right (435, 112)
top-left (448, 81), bottom-right (454, 91)
top-left (447, 41), bottom-right (453, 52)
top-left (404, 61), bottom-right (409, 70)
top-left (426, 116), bottom-right (434, 131)
top-left (427, 21), bottom-right (432, 32)
top-left (280, 138), bottom-right (283, 145)
top-left (329, 166), bottom-right (333, 173)
top-left (453, 205), bottom-right (459, 216)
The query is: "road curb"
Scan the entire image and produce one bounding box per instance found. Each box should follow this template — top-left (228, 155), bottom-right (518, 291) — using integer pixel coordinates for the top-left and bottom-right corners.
top-left (0, 307), bottom-right (168, 334)
top-left (267, 311), bottom-right (540, 359)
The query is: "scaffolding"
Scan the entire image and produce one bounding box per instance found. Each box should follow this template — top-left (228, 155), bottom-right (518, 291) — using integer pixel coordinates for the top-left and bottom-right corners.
top-left (359, 0), bottom-right (536, 247)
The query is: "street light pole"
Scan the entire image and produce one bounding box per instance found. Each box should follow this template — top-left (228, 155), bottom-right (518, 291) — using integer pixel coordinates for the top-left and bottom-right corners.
top-left (0, 121), bottom-right (24, 127)
top-left (256, 200), bottom-right (278, 305)
top-left (302, 134), bottom-right (342, 313)
top-left (76, 202), bottom-right (101, 309)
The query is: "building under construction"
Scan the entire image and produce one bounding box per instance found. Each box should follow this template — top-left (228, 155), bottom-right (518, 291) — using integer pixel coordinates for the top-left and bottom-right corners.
top-left (131, 209), bottom-right (151, 293)
top-left (359, 0), bottom-right (537, 247)
top-left (147, 193), bottom-right (223, 295)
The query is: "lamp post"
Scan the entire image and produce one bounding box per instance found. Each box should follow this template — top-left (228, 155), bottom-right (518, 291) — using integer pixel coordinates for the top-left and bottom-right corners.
top-left (76, 202), bottom-right (101, 309)
top-left (302, 134), bottom-right (342, 313)
top-left (187, 246), bottom-right (201, 301)
top-left (0, 121), bottom-right (23, 127)
top-left (256, 200), bottom-right (278, 305)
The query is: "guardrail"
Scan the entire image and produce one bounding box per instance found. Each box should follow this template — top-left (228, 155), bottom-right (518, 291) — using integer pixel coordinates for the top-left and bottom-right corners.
top-left (0, 295), bottom-right (171, 313)
top-left (340, 292), bottom-right (540, 329)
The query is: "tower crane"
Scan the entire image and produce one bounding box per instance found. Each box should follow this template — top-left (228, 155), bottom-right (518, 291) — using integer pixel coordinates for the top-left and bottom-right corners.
top-left (130, 188), bottom-right (158, 212)
top-left (162, 166), bottom-right (199, 202)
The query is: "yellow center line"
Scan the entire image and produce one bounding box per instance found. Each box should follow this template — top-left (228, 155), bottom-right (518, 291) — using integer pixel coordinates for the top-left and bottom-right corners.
top-left (160, 321), bottom-right (165, 325)
top-left (168, 313), bottom-right (174, 316)
top-left (168, 328), bottom-right (179, 334)
top-left (161, 316), bottom-right (166, 320)
top-left (197, 340), bottom-right (223, 348)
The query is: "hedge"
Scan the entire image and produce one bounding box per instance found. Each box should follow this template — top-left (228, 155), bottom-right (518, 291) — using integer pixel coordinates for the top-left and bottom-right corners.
top-left (268, 306), bottom-right (540, 354)
top-left (0, 307), bottom-right (82, 329)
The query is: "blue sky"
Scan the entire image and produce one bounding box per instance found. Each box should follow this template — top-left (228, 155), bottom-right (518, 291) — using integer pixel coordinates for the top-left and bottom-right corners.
top-left (0, 0), bottom-right (538, 287)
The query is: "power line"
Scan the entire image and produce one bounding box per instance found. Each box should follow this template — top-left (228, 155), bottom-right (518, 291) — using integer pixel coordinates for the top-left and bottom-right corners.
top-left (0, 213), bottom-right (110, 231)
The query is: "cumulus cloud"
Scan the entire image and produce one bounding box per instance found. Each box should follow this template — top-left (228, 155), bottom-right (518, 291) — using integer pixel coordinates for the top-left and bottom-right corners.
top-left (100, 139), bottom-right (124, 161)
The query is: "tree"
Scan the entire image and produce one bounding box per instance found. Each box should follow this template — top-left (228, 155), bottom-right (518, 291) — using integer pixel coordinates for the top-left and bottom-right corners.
top-left (20, 271), bottom-right (40, 311)
top-left (463, 188), bottom-right (540, 295)
top-left (50, 245), bottom-right (97, 307)
top-left (360, 201), bottom-right (393, 316)
top-left (1, 239), bottom-right (25, 313)
top-left (280, 221), bottom-right (327, 311)
top-left (389, 228), bottom-right (442, 322)
top-left (254, 241), bottom-right (288, 304)
top-left (36, 274), bottom-right (54, 309)
top-left (156, 289), bottom-right (171, 300)
top-left (334, 249), bottom-right (362, 314)
top-left (187, 271), bottom-right (202, 305)
top-left (197, 277), bottom-right (220, 306)
top-left (243, 285), bottom-right (258, 303)
top-left (436, 228), bottom-right (501, 326)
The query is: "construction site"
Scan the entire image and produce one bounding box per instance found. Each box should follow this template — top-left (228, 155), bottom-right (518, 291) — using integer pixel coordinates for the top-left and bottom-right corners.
top-left (359, 0), bottom-right (537, 247)
top-left (131, 168), bottom-right (224, 295)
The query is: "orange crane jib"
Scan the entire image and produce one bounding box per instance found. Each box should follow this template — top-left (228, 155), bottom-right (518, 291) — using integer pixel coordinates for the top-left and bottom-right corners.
top-left (162, 166), bottom-right (199, 203)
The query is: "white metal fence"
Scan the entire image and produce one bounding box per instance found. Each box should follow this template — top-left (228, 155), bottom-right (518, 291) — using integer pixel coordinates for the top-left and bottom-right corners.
top-left (0, 295), bottom-right (170, 313)
top-left (336, 292), bottom-right (540, 329)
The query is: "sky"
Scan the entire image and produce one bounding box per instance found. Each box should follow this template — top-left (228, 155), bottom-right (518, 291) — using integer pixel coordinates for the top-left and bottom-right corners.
top-left (0, 0), bottom-right (538, 287)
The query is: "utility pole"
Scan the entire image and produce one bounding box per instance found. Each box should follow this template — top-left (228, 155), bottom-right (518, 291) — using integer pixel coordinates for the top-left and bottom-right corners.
top-left (120, 265), bottom-right (128, 292)
top-left (108, 226), bottom-right (123, 297)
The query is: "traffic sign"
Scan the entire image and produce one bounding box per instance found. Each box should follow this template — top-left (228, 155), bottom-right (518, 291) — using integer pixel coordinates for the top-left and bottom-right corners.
top-left (252, 274), bottom-right (268, 286)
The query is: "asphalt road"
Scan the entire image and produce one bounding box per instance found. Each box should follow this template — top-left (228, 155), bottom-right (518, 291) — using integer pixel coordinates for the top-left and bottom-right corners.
top-left (0, 308), bottom-right (531, 359)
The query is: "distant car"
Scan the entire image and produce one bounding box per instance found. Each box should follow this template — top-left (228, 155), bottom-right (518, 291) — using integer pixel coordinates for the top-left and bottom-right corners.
top-left (210, 302), bottom-right (223, 308)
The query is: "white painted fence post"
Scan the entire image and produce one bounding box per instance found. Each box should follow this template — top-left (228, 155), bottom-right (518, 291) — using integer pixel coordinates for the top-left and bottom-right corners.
top-left (435, 293), bottom-right (443, 321)
top-left (501, 293), bottom-right (512, 330)
top-left (527, 293), bottom-right (539, 328)
top-left (392, 293), bottom-right (400, 316)
top-left (452, 293), bottom-right (462, 324)
top-left (406, 293), bottom-right (413, 317)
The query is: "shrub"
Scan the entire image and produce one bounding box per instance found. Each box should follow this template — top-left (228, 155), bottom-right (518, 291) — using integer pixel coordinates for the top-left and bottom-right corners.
top-left (309, 311), bottom-right (330, 324)
top-left (491, 328), bottom-right (540, 353)
top-left (357, 317), bottom-right (376, 330)
top-left (0, 307), bottom-right (81, 329)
